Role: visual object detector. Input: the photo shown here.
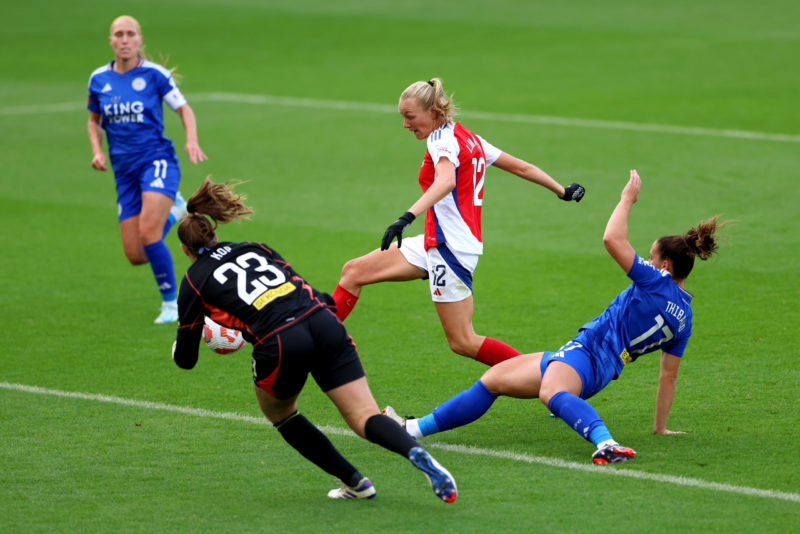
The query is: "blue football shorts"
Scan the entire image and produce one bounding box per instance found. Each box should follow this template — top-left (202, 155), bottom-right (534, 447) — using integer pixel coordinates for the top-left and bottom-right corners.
top-left (540, 340), bottom-right (616, 400)
top-left (112, 150), bottom-right (180, 222)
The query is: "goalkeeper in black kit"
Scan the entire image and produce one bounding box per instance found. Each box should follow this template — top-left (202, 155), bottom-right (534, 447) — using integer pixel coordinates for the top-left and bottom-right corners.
top-left (171, 177), bottom-right (457, 503)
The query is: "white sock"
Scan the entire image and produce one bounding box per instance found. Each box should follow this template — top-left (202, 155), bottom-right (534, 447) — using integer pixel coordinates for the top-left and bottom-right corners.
top-left (405, 418), bottom-right (423, 439)
top-left (597, 439), bottom-right (619, 450)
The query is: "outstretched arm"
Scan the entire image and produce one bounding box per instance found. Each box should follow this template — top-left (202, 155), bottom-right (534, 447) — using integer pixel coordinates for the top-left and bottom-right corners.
top-left (654, 351), bottom-right (686, 434)
top-left (603, 169), bottom-right (641, 273)
top-left (176, 104), bottom-right (208, 164)
top-left (492, 152), bottom-right (566, 197)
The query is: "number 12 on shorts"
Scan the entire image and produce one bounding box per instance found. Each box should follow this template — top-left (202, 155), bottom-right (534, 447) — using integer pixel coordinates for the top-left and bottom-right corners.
top-left (431, 264), bottom-right (446, 287)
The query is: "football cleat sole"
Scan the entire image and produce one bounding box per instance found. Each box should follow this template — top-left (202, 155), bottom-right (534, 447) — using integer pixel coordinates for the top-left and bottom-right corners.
top-left (409, 447), bottom-right (457, 503)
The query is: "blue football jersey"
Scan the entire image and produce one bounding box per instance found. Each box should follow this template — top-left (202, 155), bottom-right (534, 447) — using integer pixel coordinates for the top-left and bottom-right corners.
top-left (87, 59), bottom-right (187, 160)
top-left (575, 254), bottom-right (693, 378)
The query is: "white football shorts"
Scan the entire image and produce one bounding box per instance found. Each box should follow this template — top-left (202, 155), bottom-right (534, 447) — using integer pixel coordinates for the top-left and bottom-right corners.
top-left (399, 235), bottom-right (479, 303)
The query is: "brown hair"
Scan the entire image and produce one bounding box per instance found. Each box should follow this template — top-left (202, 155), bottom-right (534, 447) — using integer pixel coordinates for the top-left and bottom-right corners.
top-left (399, 77), bottom-right (457, 122)
top-left (656, 215), bottom-right (728, 280)
top-left (177, 177), bottom-right (253, 255)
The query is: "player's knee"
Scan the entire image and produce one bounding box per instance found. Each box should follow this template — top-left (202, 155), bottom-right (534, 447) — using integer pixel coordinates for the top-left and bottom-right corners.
top-left (344, 410), bottom-right (373, 438)
top-left (479, 370), bottom-right (508, 396)
top-left (340, 257), bottom-right (367, 286)
top-left (538, 385), bottom-right (563, 407)
top-left (138, 225), bottom-right (162, 246)
top-left (340, 258), bottom-right (354, 280)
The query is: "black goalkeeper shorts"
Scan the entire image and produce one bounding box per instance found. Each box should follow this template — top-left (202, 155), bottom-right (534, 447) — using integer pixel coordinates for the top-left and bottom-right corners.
top-left (252, 308), bottom-right (365, 399)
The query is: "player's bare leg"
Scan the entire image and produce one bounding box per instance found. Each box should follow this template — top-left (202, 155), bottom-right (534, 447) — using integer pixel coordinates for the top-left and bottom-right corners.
top-left (139, 191), bottom-right (172, 246)
top-left (434, 297), bottom-right (483, 356)
top-left (435, 298), bottom-right (521, 365)
top-left (334, 244), bottom-right (425, 320)
top-left (325, 377), bottom-right (380, 437)
top-left (339, 244), bottom-right (425, 297)
top-left (480, 352), bottom-right (546, 398)
top-left (120, 216), bottom-right (147, 264)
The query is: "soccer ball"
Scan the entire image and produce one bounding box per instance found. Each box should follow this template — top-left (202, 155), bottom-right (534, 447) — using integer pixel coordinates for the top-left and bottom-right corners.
top-left (203, 317), bottom-right (247, 354)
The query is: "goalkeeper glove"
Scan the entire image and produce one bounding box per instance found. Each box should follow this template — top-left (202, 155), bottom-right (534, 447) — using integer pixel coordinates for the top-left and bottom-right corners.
top-left (562, 183), bottom-right (585, 202)
top-left (381, 211), bottom-right (416, 250)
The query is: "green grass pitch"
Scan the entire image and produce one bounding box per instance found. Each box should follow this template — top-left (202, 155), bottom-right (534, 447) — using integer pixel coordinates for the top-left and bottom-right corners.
top-left (1, 1), bottom-right (798, 532)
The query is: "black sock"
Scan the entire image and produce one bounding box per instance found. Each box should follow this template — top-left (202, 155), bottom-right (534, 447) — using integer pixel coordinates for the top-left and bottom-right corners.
top-left (364, 414), bottom-right (419, 457)
top-left (275, 412), bottom-right (362, 487)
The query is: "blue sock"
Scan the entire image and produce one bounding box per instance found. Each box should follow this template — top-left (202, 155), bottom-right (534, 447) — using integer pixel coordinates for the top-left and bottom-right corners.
top-left (162, 213), bottom-right (177, 239)
top-left (418, 380), bottom-right (497, 437)
top-left (547, 391), bottom-right (606, 443)
top-left (588, 425), bottom-right (614, 447)
top-left (143, 240), bottom-right (177, 302)
top-left (416, 414), bottom-right (440, 437)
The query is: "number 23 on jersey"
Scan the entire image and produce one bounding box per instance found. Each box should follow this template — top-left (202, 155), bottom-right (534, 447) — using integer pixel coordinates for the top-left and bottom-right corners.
top-left (213, 251), bottom-right (295, 310)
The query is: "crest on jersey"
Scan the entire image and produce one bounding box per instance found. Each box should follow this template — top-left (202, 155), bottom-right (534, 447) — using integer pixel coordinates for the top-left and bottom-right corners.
top-left (132, 77), bottom-right (147, 91)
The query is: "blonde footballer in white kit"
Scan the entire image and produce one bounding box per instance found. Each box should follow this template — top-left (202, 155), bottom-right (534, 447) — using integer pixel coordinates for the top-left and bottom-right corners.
top-left (333, 78), bottom-right (585, 366)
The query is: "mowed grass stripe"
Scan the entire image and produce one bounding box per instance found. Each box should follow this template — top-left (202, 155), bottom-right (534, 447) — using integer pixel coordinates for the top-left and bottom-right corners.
top-left (3, 381), bottom-right (798, 504)
top-left (2, 93), bottom-right (799, 144)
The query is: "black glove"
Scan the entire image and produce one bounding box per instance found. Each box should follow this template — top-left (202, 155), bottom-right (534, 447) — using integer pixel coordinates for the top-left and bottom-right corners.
top-left (562, 182), bottom-right (585, 202)
top-left (381, 211), bottom-right (416, 250)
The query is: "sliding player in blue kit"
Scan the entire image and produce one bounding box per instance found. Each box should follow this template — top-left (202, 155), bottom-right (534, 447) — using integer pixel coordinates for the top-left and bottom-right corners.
top-left (87, 15), bottom-right (207, 324)
top-left (384, 170), bottom-right (727, 464)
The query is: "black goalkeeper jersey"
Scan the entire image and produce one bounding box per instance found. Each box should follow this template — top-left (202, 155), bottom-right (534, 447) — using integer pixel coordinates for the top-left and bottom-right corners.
top-left (173, 241), bottom-right (334, 369)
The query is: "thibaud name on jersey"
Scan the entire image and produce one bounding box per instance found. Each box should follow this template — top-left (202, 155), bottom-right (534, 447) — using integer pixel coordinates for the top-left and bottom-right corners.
top-left (664, 300), bottom-right (688, 333)
top-left (104, 100), bottom-right (145, 123)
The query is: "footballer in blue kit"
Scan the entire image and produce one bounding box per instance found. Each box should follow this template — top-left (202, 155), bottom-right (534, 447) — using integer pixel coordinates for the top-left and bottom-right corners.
top-left (383, 170), bottom-right (727, 464)
top-left (88, 60), bottom-right (183, 222)
top-left (87, 15), bottom-right (207, 324)
top-left (557, 253), bottom-right (694, 399)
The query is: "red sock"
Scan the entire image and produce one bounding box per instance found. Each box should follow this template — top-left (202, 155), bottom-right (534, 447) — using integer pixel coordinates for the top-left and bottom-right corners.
top-left (332, 284), bottom-right (359, 321)
top-left (475, 337), bottom-right (521, 366)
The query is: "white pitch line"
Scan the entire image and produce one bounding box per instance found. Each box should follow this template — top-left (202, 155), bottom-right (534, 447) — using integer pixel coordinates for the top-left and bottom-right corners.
top-left (0, 102), bottom-right (86, 114)
top-left (2, 381), bottom-right (798, 504)
top-left (191, 92), bottom-right (800, 144)
top-left (1, 92), bottom-right (798, 144)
